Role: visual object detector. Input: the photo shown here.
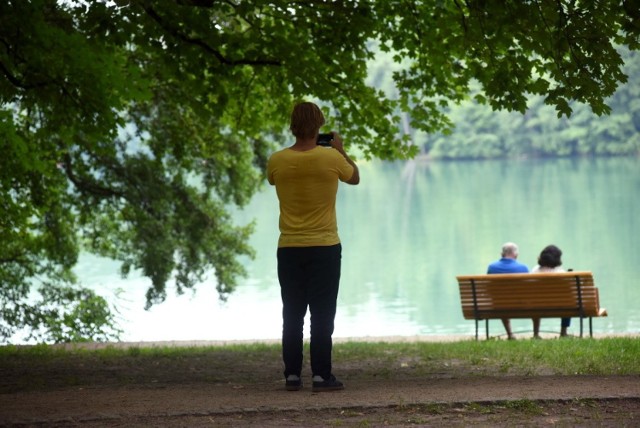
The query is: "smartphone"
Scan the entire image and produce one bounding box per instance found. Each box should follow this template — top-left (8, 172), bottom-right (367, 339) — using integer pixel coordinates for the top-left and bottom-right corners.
top-left (316, 133), bottom-right (333, 146)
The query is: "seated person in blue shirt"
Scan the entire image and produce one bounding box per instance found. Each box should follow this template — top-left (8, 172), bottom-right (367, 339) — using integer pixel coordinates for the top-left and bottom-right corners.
top-left (487, 242), bottom-right (529, 340)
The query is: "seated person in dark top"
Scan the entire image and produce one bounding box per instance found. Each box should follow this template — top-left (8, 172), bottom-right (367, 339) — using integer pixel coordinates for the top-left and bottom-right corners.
top-left (531, 244), bottom-right (571, 337)
top-left (487, 242), bottom-right (529, 340)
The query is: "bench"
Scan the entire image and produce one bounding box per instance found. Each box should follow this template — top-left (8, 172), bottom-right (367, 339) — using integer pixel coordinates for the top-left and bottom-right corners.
top-left (457, 271), bottom-right (607, 340)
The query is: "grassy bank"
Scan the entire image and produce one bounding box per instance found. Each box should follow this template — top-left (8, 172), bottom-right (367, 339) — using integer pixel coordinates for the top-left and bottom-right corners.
top-left (2, 338), bottom-right (639, 426)
top-left (2, 336), bottom-right (639, 388)
top-left (334, 337), bottom-right (640, 376)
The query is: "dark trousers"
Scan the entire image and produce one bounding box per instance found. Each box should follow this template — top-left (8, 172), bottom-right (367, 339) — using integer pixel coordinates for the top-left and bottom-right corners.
top-left (277, 244), bottom-right (341, 379)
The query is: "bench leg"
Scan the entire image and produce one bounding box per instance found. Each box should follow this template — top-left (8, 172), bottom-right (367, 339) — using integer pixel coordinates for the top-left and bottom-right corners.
top-left (589, 317), bottom-right (593, 338)
top-left (485, 319), bottom-right (489, 340)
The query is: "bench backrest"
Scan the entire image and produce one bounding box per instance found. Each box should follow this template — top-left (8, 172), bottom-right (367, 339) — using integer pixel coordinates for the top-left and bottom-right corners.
top-left (457, 271), bottom-right (603, 320)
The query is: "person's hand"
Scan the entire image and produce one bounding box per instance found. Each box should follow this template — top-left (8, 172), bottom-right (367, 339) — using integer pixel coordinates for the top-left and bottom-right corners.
top-left (330, 132), bottom-right (345, 152)
top-left (329, 131), bottom-right (359, 184)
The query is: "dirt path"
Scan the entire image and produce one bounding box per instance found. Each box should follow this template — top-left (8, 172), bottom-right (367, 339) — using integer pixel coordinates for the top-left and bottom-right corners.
top-left (3, 375), bottom-right (639, 426)
top-left (2, 337), bottom-right (639, 426)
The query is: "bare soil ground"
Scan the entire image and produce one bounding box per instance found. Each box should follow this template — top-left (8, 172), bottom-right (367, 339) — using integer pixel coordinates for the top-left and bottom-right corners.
top-left (1, 337), bottom-right (639, 427)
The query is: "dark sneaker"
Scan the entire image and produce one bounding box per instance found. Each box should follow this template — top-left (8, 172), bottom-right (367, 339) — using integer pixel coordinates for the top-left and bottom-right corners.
top-left (312, 374), bottom-right (344, 392)
top-left (285, 375), bottom-right (302, 391)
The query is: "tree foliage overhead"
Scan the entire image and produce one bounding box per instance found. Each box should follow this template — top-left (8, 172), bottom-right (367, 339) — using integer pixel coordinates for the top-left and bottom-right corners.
top-left (398, 48), bottom-right (640, 159)
top-left (1, 0), bottom-right (638, 342)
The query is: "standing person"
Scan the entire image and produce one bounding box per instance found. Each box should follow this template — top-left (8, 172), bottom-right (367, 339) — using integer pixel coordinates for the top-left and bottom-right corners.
top-left (267, 102), bottom-right (359, 392)
top-left (531, 244), bottom-right (571, 337)
top-left (487, 242), bottom-right (529, 340)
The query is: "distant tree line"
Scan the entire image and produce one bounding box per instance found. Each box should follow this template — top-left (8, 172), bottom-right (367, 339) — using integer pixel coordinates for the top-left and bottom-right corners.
top-left (372, 49), bottom-right (640, 159)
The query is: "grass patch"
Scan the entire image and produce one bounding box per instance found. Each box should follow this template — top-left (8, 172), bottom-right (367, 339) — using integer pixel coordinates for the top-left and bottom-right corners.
top-left (2, 337), bottom-right (640, 376)
top-left (502, 399), bottom-right (544, 415)
top-left (334, 337), bottom-right (640, 376)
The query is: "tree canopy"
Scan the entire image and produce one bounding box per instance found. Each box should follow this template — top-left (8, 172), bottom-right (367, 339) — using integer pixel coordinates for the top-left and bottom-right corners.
top-left (404, 48), bottom-right (640, 159)
top-left (1, 0), bottom-right (639, 342)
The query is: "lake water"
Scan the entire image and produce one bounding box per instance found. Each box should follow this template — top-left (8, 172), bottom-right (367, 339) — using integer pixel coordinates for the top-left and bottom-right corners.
top-left (74, 156), bottom-right (640, 342)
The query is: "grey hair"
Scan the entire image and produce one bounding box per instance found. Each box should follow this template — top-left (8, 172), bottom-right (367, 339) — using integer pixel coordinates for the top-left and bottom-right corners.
top-left (501, 242), bottom-right (519, 258)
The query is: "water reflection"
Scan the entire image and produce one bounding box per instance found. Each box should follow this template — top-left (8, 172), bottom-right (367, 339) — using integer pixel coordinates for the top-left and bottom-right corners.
top-left (73, 157), bottom-right (639, 342)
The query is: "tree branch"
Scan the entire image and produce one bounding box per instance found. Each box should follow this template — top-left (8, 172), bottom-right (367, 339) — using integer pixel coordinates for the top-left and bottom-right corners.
top-left (176, 0), bottom-right (215, 6)
top-left (453, 0), bottom-right (468, 34)
top-left (142, 3), bottom-right (281, 67)
top-left (0, 60), bottom-right (50, 90)
top-left (62, 153), bottom-right (125, 199)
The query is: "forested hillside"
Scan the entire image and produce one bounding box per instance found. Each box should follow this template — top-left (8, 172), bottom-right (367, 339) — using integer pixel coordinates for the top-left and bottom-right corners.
top-left (370, 49), bottom-right (640, 159)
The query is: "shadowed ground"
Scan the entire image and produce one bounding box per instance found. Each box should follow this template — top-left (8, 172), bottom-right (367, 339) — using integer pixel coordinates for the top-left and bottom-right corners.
top-left (2, 334), bottom-right (639, 426)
